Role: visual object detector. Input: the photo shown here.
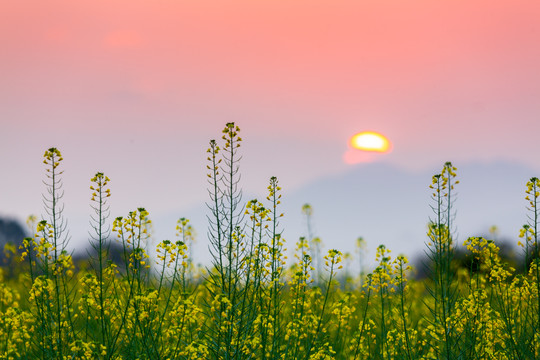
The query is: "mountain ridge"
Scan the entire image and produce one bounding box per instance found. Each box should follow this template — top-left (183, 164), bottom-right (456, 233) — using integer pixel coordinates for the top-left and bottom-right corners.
top-left (153, 160), bottom-right (537, 269)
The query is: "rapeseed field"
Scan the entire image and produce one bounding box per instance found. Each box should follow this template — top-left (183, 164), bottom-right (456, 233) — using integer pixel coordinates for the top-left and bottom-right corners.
top-left (1, 123), bottom-right (539, 359)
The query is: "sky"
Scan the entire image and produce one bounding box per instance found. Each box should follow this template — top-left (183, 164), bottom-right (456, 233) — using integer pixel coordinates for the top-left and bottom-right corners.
top-left (2, 0), bottom-right (540, 261)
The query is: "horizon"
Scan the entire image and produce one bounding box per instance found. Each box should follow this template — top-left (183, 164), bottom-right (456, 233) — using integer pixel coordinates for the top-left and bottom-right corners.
top-left (1, 155), bottom-right (536, 271)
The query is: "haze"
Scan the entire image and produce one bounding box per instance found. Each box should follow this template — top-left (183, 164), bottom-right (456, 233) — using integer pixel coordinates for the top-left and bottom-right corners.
top-left (1, 0), bottom-right (540, 263)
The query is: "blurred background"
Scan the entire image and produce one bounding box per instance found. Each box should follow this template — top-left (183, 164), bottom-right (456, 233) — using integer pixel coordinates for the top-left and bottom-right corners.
top-left (2, 0), bottom-right (540, 270)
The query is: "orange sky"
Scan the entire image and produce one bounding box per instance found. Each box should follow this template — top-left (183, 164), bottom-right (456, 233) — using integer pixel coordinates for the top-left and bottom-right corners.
top-left (2, 0), bottom-right (540, 244)
top-left (3, 1), bottom-right (539, 139)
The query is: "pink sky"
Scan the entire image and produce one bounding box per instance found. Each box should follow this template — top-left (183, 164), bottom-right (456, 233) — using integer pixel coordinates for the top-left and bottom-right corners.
top-left (2, 0), bottom-right (540, 247)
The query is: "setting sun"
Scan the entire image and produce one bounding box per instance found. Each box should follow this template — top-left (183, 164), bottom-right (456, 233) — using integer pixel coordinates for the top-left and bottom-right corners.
top-left (350, 131), bottom-right (392, 153)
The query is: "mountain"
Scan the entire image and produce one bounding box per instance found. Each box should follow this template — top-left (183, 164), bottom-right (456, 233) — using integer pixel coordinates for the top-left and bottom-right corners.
top-left (154, 161), bottom-right (538, 270)
top-left (0, 217), bottom-right (27, 246)
top-left (279, 161), bottom-right (533, 267)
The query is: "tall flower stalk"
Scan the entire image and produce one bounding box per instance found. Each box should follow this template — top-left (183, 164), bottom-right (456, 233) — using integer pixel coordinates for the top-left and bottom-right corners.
top-left (88, 172), bottom-right (112, 349)
top-left (425, 162), bottom-right (459, 359)
top-left (205, 122), bottom-right (251, 359)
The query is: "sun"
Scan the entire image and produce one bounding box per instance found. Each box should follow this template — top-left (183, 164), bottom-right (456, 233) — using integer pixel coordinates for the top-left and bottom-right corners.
top-left (350, 131), bottom-right (391, 153)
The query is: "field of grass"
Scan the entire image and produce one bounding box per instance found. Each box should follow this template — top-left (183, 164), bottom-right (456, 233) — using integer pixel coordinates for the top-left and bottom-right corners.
top-left (1, 123), bottom-right (540, 359)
